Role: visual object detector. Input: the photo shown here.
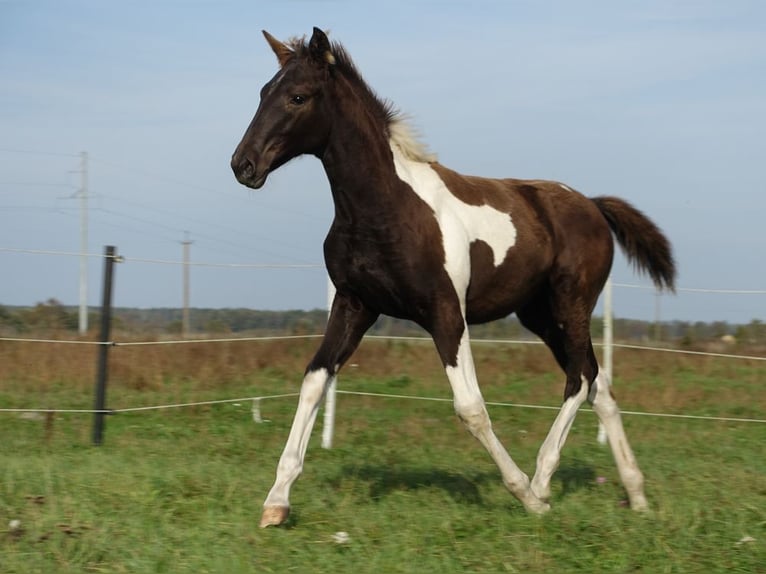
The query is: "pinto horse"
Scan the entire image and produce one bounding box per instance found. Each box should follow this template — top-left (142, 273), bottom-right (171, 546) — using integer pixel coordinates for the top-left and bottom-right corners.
top-left (231, 27), bottom-right (675, 528)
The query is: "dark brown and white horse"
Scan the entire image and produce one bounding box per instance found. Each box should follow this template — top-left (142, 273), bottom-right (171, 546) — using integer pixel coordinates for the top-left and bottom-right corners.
top-left (231, 28), bottom-right (675, 528)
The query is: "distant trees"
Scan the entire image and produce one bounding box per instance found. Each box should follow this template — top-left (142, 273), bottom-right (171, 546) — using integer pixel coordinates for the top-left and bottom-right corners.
top-left (0, 300), bottom-right (764, 347)
top-left (0, 299), bottom-right (78, 334)
top-left (0, 304), bottom-right (24, 333)
top-left (736, 319), bottom-right (766, 345)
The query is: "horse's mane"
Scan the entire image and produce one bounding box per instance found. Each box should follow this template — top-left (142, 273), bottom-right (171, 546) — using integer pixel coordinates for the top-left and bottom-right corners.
top-left (285, 35), bottom-right (436, 163)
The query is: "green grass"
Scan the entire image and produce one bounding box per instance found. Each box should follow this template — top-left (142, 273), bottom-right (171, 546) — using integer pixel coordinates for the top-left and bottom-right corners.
top-left (1, 345), bottom-right (765, 573)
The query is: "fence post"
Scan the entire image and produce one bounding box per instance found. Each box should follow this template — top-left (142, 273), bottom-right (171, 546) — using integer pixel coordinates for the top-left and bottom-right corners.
top-left (321, 275), bottom-right (337, 449)
top-left (597, 275), bottom-right (613, 444)
top-left (92, 245), bottom-right (118, 446)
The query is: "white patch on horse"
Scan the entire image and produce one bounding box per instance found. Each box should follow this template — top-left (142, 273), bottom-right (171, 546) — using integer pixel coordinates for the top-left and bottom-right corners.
top-left (390, 142), bottom-right (517, 289)
top-left (558, 183), bottom-right (574, 192)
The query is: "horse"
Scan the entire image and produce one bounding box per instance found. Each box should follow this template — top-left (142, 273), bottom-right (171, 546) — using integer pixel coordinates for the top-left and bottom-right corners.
top-left (231, 27), bottom-right (675, 528)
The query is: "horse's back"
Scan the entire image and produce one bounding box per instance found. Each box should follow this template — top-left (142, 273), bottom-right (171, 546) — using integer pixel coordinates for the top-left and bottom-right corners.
top-left (429, 164), bottom-right (614, 322)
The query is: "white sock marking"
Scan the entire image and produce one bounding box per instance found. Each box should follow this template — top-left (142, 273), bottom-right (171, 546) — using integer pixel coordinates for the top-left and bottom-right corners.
top-left (445, 333), bottom-right (548, 512)
top-left (590, 370), bottom-right (648, 510)
top-left (531, 378), bottom-right (590, 500)
top-left (263, 368), bottom-right (332, 509)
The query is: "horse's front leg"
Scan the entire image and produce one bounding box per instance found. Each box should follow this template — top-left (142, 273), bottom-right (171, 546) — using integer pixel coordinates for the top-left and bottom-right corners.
top-left (260, 292), bottom-right (378, 528)
top-left (431, 307), bottom-right (549, 515)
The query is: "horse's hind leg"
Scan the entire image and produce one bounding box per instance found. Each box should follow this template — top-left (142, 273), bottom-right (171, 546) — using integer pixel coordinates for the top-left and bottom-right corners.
top-left (518, 300), bottom-right (595, 503)
top-left (530, 376), bottom-right (591, 502)
top-left (531, 357), bottom-right (649, 510)
top-left (260, 292), bottom-right (378, 528)
top-left (589, 370), bottom-right (648, 510)
top-left (519, 297), bottom-right (648, 510)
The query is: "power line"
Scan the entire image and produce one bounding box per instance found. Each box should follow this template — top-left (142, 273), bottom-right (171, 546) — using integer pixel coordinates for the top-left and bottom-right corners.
top-left (88, 156), bottom-right (234, 197)
top-left (0, 247), bottom-right (107, 258)
top-left (91, 205), bottom-right (310, 263)
top-left (0, 182), bottom-right (73, 188)
top-left (0, 246), bottom-right (323, 268)
top-left (97, 193), bottom-right (319, 262)
top-left (89, 155), bottom-right (323, 222)
top-left (2, 150), bottom-right (321, 263)
top-left (1, 150), bottom-right (321, 221)
top-left (0, 147), bottom-right (79, 158)
top-left (613, 283), bottom-right (766, 295)
top-left (0, 205), bottom-right (73, 211)
top-left (120, 256), bottom-right (323, 269)
top-left (88, 210), bottom-right (180, 245)
top-left (1, 247), bottom-right (763, 292)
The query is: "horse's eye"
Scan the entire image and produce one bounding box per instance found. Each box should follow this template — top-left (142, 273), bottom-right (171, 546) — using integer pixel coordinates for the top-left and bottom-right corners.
top-left (290, 95), bottom-right (306, 106)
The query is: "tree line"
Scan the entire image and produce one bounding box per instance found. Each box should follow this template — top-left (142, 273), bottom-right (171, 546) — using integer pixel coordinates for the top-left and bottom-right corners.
top-left (1, 298), bottom-right (764, 347)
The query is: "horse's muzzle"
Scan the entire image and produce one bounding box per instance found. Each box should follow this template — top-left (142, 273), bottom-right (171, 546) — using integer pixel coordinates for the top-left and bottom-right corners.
top-left (231, 154), bottom-right (268, 190)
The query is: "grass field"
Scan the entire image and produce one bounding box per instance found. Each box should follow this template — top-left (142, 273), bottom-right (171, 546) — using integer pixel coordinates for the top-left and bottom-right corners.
top-left (1, 337), bottom-right (764, 573)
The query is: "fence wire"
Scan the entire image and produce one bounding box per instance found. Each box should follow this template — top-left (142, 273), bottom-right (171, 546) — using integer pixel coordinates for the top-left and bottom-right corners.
top-left (2, 246), bottom-right (764, 429)
top-left (2, 389), bottom-right (764, 424)
top-left (1, 333), bottom-right (765, 362)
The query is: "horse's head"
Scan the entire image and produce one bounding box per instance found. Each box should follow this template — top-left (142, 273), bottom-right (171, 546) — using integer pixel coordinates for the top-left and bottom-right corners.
top-left (231, 27), bottom-right (336, 189)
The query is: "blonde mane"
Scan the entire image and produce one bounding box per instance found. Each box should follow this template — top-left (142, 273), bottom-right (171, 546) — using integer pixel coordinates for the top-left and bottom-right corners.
top-left (389, 116), bottom-right (437, 163)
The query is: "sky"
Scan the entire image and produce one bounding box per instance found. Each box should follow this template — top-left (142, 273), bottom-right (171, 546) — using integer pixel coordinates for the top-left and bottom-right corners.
top-left (1, 0), bottom-right (764, 324)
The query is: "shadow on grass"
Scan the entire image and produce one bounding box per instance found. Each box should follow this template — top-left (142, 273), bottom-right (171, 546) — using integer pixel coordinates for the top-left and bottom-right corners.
top-left (554, 462), bottom-right (597, 497)
top-left (339, 464), bottom-right (494, 505)
top-left (336, 460), bottom-right (599, 507)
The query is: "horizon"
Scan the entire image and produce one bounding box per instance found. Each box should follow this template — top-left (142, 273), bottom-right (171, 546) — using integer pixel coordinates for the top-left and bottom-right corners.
top-left (1, 1), bottom-right (764, 324)
top-left (3, 297), bottom-right (762, 330)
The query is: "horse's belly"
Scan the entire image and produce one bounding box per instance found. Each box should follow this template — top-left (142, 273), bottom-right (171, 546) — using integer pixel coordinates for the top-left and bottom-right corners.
top-left (464, 241), bottom-right (550, 324)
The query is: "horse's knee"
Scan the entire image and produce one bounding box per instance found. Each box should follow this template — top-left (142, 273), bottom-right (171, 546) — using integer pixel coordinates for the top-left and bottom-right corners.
top-left (588, 373), bottom-right (618, 410)
top-left (299, 368), bottom-right (331, 404)
top-left (590, 384), bottom-right (621, 419)
top-left (454, 400), bottom-right (491, 436)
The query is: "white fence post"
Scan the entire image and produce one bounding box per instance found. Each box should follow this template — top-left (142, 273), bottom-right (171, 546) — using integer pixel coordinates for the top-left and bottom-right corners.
top-left (597, 275), bottom-right (613, 444)
top-left (321, 275), bottom-right (337, 449)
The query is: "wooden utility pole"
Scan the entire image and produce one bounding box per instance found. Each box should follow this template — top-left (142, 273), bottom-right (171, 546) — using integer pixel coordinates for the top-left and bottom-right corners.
top-left (181, 232), bottom-right (193, 337)
top-left (78, 151), bottom-right (88, 335)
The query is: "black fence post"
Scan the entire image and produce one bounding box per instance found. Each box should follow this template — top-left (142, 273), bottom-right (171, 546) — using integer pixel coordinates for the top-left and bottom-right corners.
top-left (92, 245), bottom-right (119, 445)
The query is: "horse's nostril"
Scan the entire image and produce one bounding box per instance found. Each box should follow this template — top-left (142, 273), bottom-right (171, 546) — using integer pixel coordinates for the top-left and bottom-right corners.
top-left (231, 155), bottom-right (255, 179)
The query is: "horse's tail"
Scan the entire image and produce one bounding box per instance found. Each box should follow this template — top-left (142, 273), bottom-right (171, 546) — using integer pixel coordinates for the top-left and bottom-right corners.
top-left (591, 196), bottom-right (676, 292)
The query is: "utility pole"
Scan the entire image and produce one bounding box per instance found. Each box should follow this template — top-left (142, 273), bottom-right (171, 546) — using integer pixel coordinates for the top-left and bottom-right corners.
top-left (181, 232), bottom-right (193, 337)
top-left (654, 290), bottom-right (662, 341)
top-left (78, 151), bottom-right (88, 335)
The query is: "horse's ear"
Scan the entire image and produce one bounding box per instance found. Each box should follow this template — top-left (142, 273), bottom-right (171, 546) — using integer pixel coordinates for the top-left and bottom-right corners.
top-left (262, 30), bottom-right (294, 67)
top-left (309, 27), bottom-right (336, 66)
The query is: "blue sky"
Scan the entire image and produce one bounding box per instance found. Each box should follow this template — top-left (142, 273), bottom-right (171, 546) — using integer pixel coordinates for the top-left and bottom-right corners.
top-left (1, 1), bottom-right (764, 323)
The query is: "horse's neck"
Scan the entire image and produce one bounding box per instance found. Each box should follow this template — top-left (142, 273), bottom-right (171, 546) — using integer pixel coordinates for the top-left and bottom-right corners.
top-left (321, 115), bottom-right (401, 223)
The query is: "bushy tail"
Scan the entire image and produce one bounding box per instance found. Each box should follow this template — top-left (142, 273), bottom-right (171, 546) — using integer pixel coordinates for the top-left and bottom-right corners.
top-left (591, 196), bottom-right (676, 292)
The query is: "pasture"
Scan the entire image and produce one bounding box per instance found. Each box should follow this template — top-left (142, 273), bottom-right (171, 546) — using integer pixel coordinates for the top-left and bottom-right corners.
top-left (1, 338), bottom-right (764, 573)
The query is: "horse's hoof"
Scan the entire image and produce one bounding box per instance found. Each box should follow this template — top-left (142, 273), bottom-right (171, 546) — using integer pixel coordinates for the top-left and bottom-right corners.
top-left (259, 505), bottom-right (290, 528)
top-left (526, 498), bottom-right (551, 515)
top-left (530, 483), bottom-right (551, 504)
top-left (630, 496), bottom-right (649, 512)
